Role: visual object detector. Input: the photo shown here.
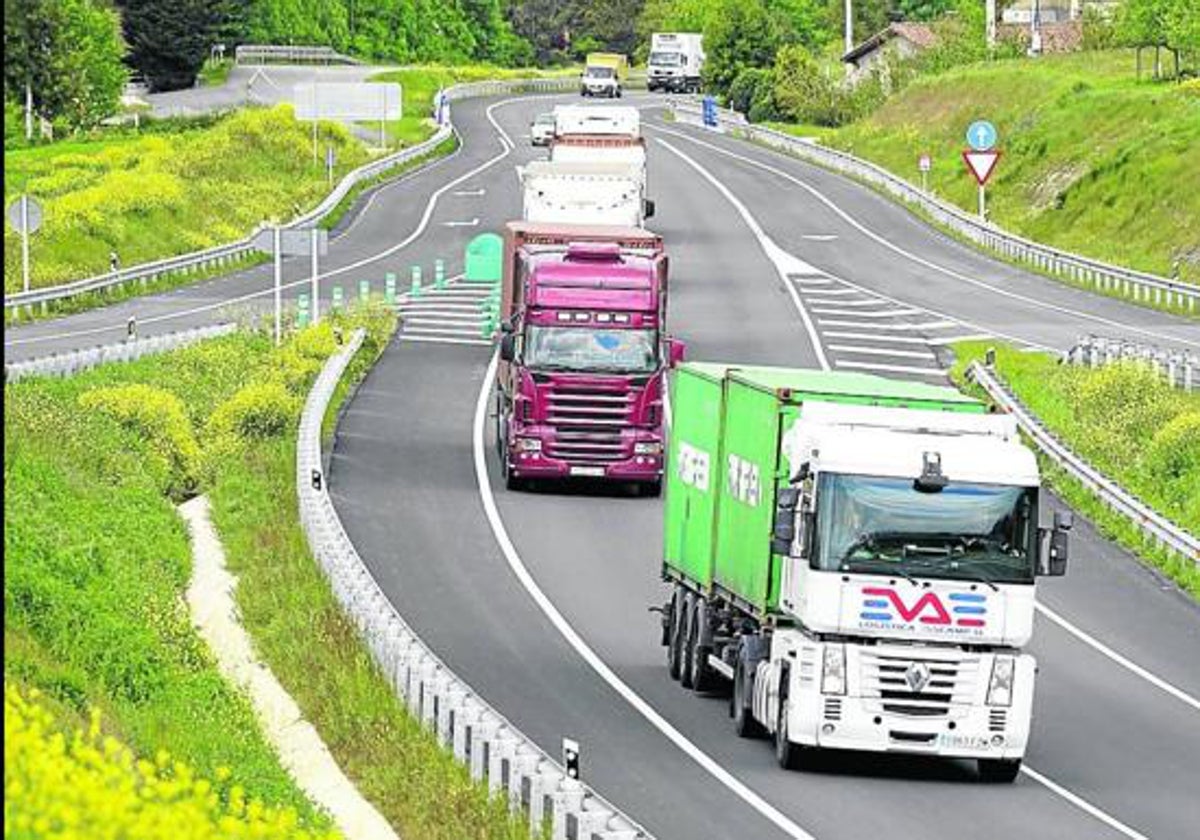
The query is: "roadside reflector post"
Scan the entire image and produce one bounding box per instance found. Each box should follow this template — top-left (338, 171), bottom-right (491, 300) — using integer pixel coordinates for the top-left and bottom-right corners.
top-left (562, 737), bottom-right (580, 780)
top-left (385, 272), bottom-right (397, 304)
top-left (332, 285), bottom-right (344, 312)
top-left (411, 265), bottom-right (422, 297)
top-left (435, 258), bottom-right (446, 288)
top-left (297, 293), bottom-right (310, 328)
top-left (359, 279), bottom-right (370, 303)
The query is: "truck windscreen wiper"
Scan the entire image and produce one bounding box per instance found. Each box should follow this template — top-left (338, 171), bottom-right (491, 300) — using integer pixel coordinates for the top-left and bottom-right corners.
top-left (839, 556), bottom-right (918, 585)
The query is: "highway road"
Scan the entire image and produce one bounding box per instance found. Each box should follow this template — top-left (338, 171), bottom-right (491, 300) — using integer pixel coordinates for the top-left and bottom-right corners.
top-left (10, 89), bottom-right (1199, 839)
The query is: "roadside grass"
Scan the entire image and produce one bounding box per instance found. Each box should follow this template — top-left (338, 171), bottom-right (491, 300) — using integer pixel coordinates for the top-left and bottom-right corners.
top-left (771, 50), bottom-right (1200, 284)
top-left (198, 57), bottom-right (234, 88)
top-left (4, 330), bottom-right (325, 820)
top-left (367, 64), bottom-right (577, 146)
top-left (3, 105), bottom-right (369, 292)
top-left (950, 341), bottom-right (1200, 599)
top-left (208, 308), bottom-right (535, 840)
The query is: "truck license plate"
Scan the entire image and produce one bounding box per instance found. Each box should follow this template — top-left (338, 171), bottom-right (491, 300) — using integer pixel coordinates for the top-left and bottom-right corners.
top-left (938, 733), bottom-right (988, 750)
top-left (570, 466), bottom-right (605, 477)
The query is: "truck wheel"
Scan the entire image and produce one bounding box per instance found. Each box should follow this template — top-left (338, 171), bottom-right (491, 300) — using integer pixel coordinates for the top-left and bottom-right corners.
top-left (680, 594), bottom-right (698, 688)
top-left (689, 599), bottom-right (716, 693)
top-left (732, 659), bottom-right (765, 738)
top-left (667, 587), bottom-right (686, 681)
top-left (978, 759), bottom-right (1022, 783)
top-left (775, 700), bottom-right (809, 771)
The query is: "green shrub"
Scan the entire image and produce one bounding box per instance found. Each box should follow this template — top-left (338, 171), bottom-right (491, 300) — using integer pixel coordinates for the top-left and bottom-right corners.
top-left (208, 382), bottom-right (299, 442)
top-left (78, 383), bottom-right (201, 499)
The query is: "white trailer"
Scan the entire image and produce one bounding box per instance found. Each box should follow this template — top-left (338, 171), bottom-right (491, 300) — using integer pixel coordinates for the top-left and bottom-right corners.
top-left (519, 161), bottom-right (652, 227)
top-left (648, 33), bottom-right (704, 93)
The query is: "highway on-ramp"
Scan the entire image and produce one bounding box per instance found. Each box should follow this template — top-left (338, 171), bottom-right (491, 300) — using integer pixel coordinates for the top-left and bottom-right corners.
top-left (12, 90), bottom-right (1200, 839)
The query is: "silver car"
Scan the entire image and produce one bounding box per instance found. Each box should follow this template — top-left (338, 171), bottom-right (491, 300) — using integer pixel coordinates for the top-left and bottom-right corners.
top-left (530, 112), bottom-right (555, 146)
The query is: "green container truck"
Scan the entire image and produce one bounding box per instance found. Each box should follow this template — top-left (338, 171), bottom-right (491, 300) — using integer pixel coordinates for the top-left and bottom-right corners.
top-left (659, 362), bottom-right (1071, 781)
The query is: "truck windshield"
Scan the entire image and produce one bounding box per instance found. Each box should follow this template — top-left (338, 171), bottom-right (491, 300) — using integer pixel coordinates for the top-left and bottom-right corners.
top-left (649, 52), bottom-right (683, 66)
top-left (585, 67), bottom-right (615, 78)
top-left (812, 474), bottom-right (1037, 584)
top-left (525, 326), bottom-right (657, 374)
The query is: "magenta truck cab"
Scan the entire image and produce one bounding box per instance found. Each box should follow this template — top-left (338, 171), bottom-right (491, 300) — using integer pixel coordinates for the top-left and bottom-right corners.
top-left (496, 221), bottom-right (682, 495)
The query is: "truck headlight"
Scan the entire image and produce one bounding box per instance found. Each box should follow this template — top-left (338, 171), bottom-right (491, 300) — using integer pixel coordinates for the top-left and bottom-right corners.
top-left (634, 442), bottom-right (662, 455)
top-left (987, 656), bottom-right (1015, 707)
top-left (821, 644), bottom-right (846, 696)
top-left (515, 437), bottom-right (542, 452)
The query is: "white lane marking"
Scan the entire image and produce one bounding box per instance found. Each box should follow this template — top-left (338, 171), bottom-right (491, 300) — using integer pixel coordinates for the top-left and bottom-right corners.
top-left (648, 123), bottom-right (1200, 351)
top-left (828, 345), bottom-right (937, 360)
top-left (656, 138), bottom-right (829, 371)
top-left (442, 218), bottom-right (480, 227)
top-left (801, 234), bottom-right (838, 241)
top-left (823, 331), bottom-right (937, 344)
top-left (794, 288), bottom-right (860, 297)
top-left (399, 334), bottom-right (491, 347)
top-left (815, 319), bottom-right (957, 330)
top-left (791, 277), bottom-right (835, 286)
top-left (336, 142), bottom-right (464, 240)
top-left (452, 188), bottom-right (487, 196)
top-left (1035, 603), bottom-right (1200, 713)
top-left (809, 307), bottom-right (921, 318)
top-left (801, 298), bottom-right (888, 308)
top-left (471, 351), bottom-right (817, 840)
top-left (6, 96), bottom-right (531, 349)
top-left (1018, 766), bottom-right (1149, 840)
top-left (835, 360), bottom-right (947, 377)
top-left (927, 333), bottom-right (994, 345)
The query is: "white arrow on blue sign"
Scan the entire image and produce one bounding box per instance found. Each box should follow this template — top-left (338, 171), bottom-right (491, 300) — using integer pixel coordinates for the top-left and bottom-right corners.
top-left (967, 120), bottom-right (998, 152)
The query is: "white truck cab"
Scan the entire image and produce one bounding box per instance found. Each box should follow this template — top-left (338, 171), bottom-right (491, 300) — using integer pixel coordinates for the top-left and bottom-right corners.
top-left (749, 403), bottom-right (1070, 782)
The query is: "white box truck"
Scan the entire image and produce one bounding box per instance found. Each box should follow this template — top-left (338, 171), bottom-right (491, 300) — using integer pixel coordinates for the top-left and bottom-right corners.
top-left (519, 161), bottom-right (653, 228)
top-left (648, 33), bottom-right (704, 93)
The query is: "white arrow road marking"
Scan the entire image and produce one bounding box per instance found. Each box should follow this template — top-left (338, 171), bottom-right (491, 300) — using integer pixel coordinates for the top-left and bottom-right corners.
top-left (442, 218), bottom-right (480, 227)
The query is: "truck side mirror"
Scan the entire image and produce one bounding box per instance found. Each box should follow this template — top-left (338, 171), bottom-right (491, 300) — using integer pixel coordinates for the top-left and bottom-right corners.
top-left (643, 198), bottom-right (656, 219)
top-left (499, 333), bottom-right (516, 362)
top-left (771, 487), bottom-right (800, 556)
top-left (1053, 510), bottom-right (1073, 531)
top-left (667, 338), bottom-right (686, 367)
top-left (1046, 528), bottom-right (1069, 576)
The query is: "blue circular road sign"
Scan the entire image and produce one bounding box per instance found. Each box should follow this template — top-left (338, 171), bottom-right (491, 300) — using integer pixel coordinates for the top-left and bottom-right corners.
top-left (967, 120), bottom-right (998, 151)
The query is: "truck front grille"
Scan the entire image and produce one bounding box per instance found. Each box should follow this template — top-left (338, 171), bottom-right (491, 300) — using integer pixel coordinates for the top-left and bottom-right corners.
top-left (543, 384), bottom-right (640, 465)
top-left (860, 650), bottom-right (980, 719)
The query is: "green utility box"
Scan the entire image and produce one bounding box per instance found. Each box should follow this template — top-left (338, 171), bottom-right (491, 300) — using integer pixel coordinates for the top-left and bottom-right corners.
top-left (663, 363), bottom-right (985, 617)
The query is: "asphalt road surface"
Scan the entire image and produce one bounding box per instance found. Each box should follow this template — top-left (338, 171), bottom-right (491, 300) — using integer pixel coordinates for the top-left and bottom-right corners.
top-left (12, 90), bottom-right (1199, 840)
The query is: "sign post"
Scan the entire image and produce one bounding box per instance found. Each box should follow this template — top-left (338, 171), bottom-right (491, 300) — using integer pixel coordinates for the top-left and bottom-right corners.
top-left (273, 226), bottom-right (283, 345)
top-left (964, 120), bottom-right (1000, 221)
top-left (252, 226), bottom-right (329, 339)
top-left (325, 146), bottom-right (336, 187)
top-left (7, 194), bottom-right (43, 294)
top-left (311, 226), bottom-right (320, 324)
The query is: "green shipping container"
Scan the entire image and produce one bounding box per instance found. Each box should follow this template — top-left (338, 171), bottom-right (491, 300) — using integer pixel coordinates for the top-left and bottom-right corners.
top-left (663, 363), bottom-right (985, 617)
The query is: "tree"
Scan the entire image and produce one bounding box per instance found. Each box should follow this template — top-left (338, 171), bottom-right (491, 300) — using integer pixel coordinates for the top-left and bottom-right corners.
top-left (117, 0), bottom-right (225, 91)
top-left (4, 0), bottom-right (126, 130)
top-left (703, 0), bottom-right (778, 96)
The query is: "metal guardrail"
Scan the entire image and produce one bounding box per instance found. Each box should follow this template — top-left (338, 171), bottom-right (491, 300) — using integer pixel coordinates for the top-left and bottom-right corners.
top-left (235, 45), bottom-right (361, 66)
top-left (968, 360), bottom-right (1200, 564)
top-left (1064, 335), bottom-right (1199, 391)
top-left (670, 103), bottom-right (1199, 314)
top-left (297, 330), bottom-right (652, 839)
top-left (5, 76), bottom-right (577, 315)
top-left (4, 323), bottom-right (237, 383)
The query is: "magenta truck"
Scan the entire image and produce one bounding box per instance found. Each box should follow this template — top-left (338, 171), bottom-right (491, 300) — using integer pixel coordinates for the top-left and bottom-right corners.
top-left (495, 221), bottom-right (683, 495)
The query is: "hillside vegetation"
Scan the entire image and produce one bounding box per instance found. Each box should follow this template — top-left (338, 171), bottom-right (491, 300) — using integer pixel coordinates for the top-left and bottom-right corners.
top-left (811, 51), bottom-right (1200, 283)
top-left (3, 106), bottom-right (368, 292)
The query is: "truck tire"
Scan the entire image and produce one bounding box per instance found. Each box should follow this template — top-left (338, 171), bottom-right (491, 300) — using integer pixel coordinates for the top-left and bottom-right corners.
top-left (977, 759), bottom-right (1022, 783)
top-left (689, 598), bottom-right (716, 693)
top-left (667, 587), bottom-right (686, 681)
top-left (680, 593), bottom-right (698, 688)
top-left (775, 699), bottom-right (809, 771)
top-left (732, 659), bottom-right (765, 738)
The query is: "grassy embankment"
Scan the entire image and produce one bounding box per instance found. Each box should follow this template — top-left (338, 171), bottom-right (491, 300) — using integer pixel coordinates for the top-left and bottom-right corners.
top-left (368, 64), bottom-right (578, 145)
top-left (769, 50), bottom-right (1200, 286)
top-left (950, 342), bottom-right (1200, 599)
top-left (3, 107), bottom-right (369, 294)
top-left (5, 303), bottom-right (534, 839)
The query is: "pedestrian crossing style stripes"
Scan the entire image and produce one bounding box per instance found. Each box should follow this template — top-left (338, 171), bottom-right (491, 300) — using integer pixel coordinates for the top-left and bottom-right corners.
top-left (788, 271), bottom-right (993, 382)
top-left (397, 281), bottom-right (496, 347)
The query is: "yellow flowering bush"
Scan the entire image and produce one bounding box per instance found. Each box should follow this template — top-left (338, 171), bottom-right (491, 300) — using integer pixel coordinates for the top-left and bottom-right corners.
top-left (4, 685), bottom-right (340, 840)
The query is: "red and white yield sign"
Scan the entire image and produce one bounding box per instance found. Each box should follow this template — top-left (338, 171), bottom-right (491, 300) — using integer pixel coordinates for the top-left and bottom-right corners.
top-left (963, 149), bottom-right (1001, 186)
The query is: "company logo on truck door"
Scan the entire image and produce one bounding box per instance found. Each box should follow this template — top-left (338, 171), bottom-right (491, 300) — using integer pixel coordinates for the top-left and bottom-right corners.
top-left (860, 588), bottom-right (988, 634)
top-left (677, 442), bottom-right (710, 491)
top-left (726, 454), bottom-right (760, 507)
